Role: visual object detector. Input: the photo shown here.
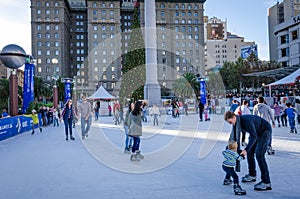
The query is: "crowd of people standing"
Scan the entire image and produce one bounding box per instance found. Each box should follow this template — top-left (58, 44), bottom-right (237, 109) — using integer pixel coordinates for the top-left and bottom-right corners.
top-left (3, 91), bottom-right (299, 197)
top-left (222, 93), bottom-right (300, 195)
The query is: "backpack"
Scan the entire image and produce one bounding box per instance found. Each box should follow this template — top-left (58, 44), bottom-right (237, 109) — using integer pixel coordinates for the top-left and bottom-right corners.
top-left (238, 106), bottom-right (242, 115)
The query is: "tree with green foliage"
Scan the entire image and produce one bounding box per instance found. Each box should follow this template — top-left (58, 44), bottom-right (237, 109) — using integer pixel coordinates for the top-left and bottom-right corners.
top-left (206, 71), bottom-right (226, 97)
top-left (55, 77), bottom-right (65, 102)
top-left (219, 61), bottom-right (238, 91)
top-left (0, 78), bottom-right (23, 111)
top-left (172, 72), bottom-right (199, 99)
top-left (0, 78), bottom-right (10, 110)
top-left (219, 55), bottom-right (281, 93)
top-left (34, 76), bottom-right (52, 101)
top-left (119, 6), bottom-right (146, 104)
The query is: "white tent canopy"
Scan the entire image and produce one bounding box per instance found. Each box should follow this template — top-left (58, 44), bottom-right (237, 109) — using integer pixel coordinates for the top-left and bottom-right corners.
top-left (87, 85), bottom-right (116, 100)
top-left (266, 68), bottom-right (300, 87)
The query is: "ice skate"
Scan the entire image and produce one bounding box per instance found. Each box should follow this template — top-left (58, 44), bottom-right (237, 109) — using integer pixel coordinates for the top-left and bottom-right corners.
top-left (267, 146), bottom-right (275, 155)
top-left (124, 148), bottom-right (130, 154)
top-left (136, 151), bottom-right (144, 159)
top-left (254, 181), bottom-right (272, 191)
top-left (241, 174), bottom-right (256, 182)
top-left (223, 178), bottom-right (232, 185)
top-left (233, 184), bottom-right (246, 195)
top-left (130, 153), bottom-right (140, 162)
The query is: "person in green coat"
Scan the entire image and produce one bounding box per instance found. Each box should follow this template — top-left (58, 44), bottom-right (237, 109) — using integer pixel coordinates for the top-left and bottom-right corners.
top-left (24, 109), bottom-right (42, 135)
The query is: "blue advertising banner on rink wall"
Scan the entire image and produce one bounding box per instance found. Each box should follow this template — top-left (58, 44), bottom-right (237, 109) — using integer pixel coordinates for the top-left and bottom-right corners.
top-left (0, 115), bottom-right (42, 141)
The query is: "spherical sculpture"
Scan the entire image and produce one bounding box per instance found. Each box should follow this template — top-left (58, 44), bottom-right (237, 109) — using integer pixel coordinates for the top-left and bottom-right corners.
top-left (0, 44), bottom-right (26, 69)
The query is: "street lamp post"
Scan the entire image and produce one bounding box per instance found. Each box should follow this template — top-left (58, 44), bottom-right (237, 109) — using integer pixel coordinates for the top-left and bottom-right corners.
top-left (52, 58), bottom-right (59, 108)
top-left (262, 83), bottom-right (265, 97)
top-left (0, 44), bottom-right (27, 116)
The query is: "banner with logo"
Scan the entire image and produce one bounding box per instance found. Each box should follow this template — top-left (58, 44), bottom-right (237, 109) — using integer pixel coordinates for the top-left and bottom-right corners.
top-left (0, 115), bottom-right (42, 141)
top-left (22, 63), bottom-right (35, 113)
top-left (241, 44), bottom-right (258, 59)
top-left (64, 79), bottom-right (71, 103)
top-left (200, 79), bottom-right (206, 105)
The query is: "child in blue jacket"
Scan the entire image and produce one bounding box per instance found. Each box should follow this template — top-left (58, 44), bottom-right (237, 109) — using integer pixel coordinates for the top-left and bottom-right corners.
top-left (285, 103), bottom-right (298, 133)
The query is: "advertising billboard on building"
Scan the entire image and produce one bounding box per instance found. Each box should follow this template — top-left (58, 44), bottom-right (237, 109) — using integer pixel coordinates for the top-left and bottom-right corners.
top-left (241, 44), bottom-right (258, 59)
top-left (207, 23), bottom-right (225, 40)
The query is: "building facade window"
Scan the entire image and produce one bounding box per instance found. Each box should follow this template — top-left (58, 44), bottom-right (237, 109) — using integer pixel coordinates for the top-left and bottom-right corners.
top-left (281, 47), bottom-right (289, 57)
top-left (292, 30), bottom-right (298, 40)
top-left (280, 34), bottom-right (288, 44)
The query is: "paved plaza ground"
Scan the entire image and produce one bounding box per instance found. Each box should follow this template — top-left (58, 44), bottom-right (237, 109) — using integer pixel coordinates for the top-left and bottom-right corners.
top-left (0, 112), bottom-right (299, 199)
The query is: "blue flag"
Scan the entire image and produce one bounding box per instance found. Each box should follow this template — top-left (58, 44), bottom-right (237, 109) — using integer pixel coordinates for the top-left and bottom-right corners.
top-left (200, 79), bottom-right (206, 105)
top-left (22, 63), bottom-right (35, 113)
top-left (64, 79), bottom-right (71, 103)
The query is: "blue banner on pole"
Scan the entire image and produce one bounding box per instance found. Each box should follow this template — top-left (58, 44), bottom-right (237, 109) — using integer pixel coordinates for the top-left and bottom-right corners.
top-left (64, 80), bottom-right (71, 103)
top-left (200, 79), bottom-right (206, 105)
top-left (22, 63), bottom-right (35, 113)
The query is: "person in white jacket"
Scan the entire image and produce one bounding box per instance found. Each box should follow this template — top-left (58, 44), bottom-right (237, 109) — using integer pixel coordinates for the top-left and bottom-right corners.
top-left (149, 104), bottom-right (161, 126)
top-left (253, 96), bottom-right (276, 155)
top-left (234, 100), bottom-right (251, 146)
top-left (234, 100), bottom-right (251, 115)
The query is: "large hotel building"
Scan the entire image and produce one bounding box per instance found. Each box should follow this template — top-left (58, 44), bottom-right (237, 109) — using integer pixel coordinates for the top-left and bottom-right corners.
top-left (30, 0), bottom-right (206, 96)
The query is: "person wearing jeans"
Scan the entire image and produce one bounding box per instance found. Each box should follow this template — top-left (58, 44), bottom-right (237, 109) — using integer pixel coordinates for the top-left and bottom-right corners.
top-left (253, 96), bottom-right (276, 155)
top-left (225, 111), bottom-right (272, 191)
top-left (222, 140), bottom-right (246, 195)
top-left (149, 104), bottom-right (160, 126)
top-left (285, 102), bottom-right (298, 133)
top-left (128, 101), bottom-right (144, 162)
top-left (94, 101), bottom-right (100, 121)
top-left (123, 102), bottom-right (134, 153)
top-left (62, 99), bottom-right (77, 141)
top-left (78, 95), bottom-right (92, 139)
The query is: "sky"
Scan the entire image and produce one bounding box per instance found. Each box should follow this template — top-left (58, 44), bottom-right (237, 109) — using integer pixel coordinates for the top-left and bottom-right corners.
top-left (0, 0), bottom-right (279, 61)
top-left (0, 1), bottom-right (31, 55)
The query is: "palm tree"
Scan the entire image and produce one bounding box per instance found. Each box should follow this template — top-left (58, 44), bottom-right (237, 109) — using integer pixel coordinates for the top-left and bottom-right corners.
top-left (183, 73), bottom-right (200, 97)
top-left (34, 76), bottom-right (52, 101)
top-left (172, 73), bottom-right (199, 99)
top-left (55, 77), bottom-right (65, 102)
